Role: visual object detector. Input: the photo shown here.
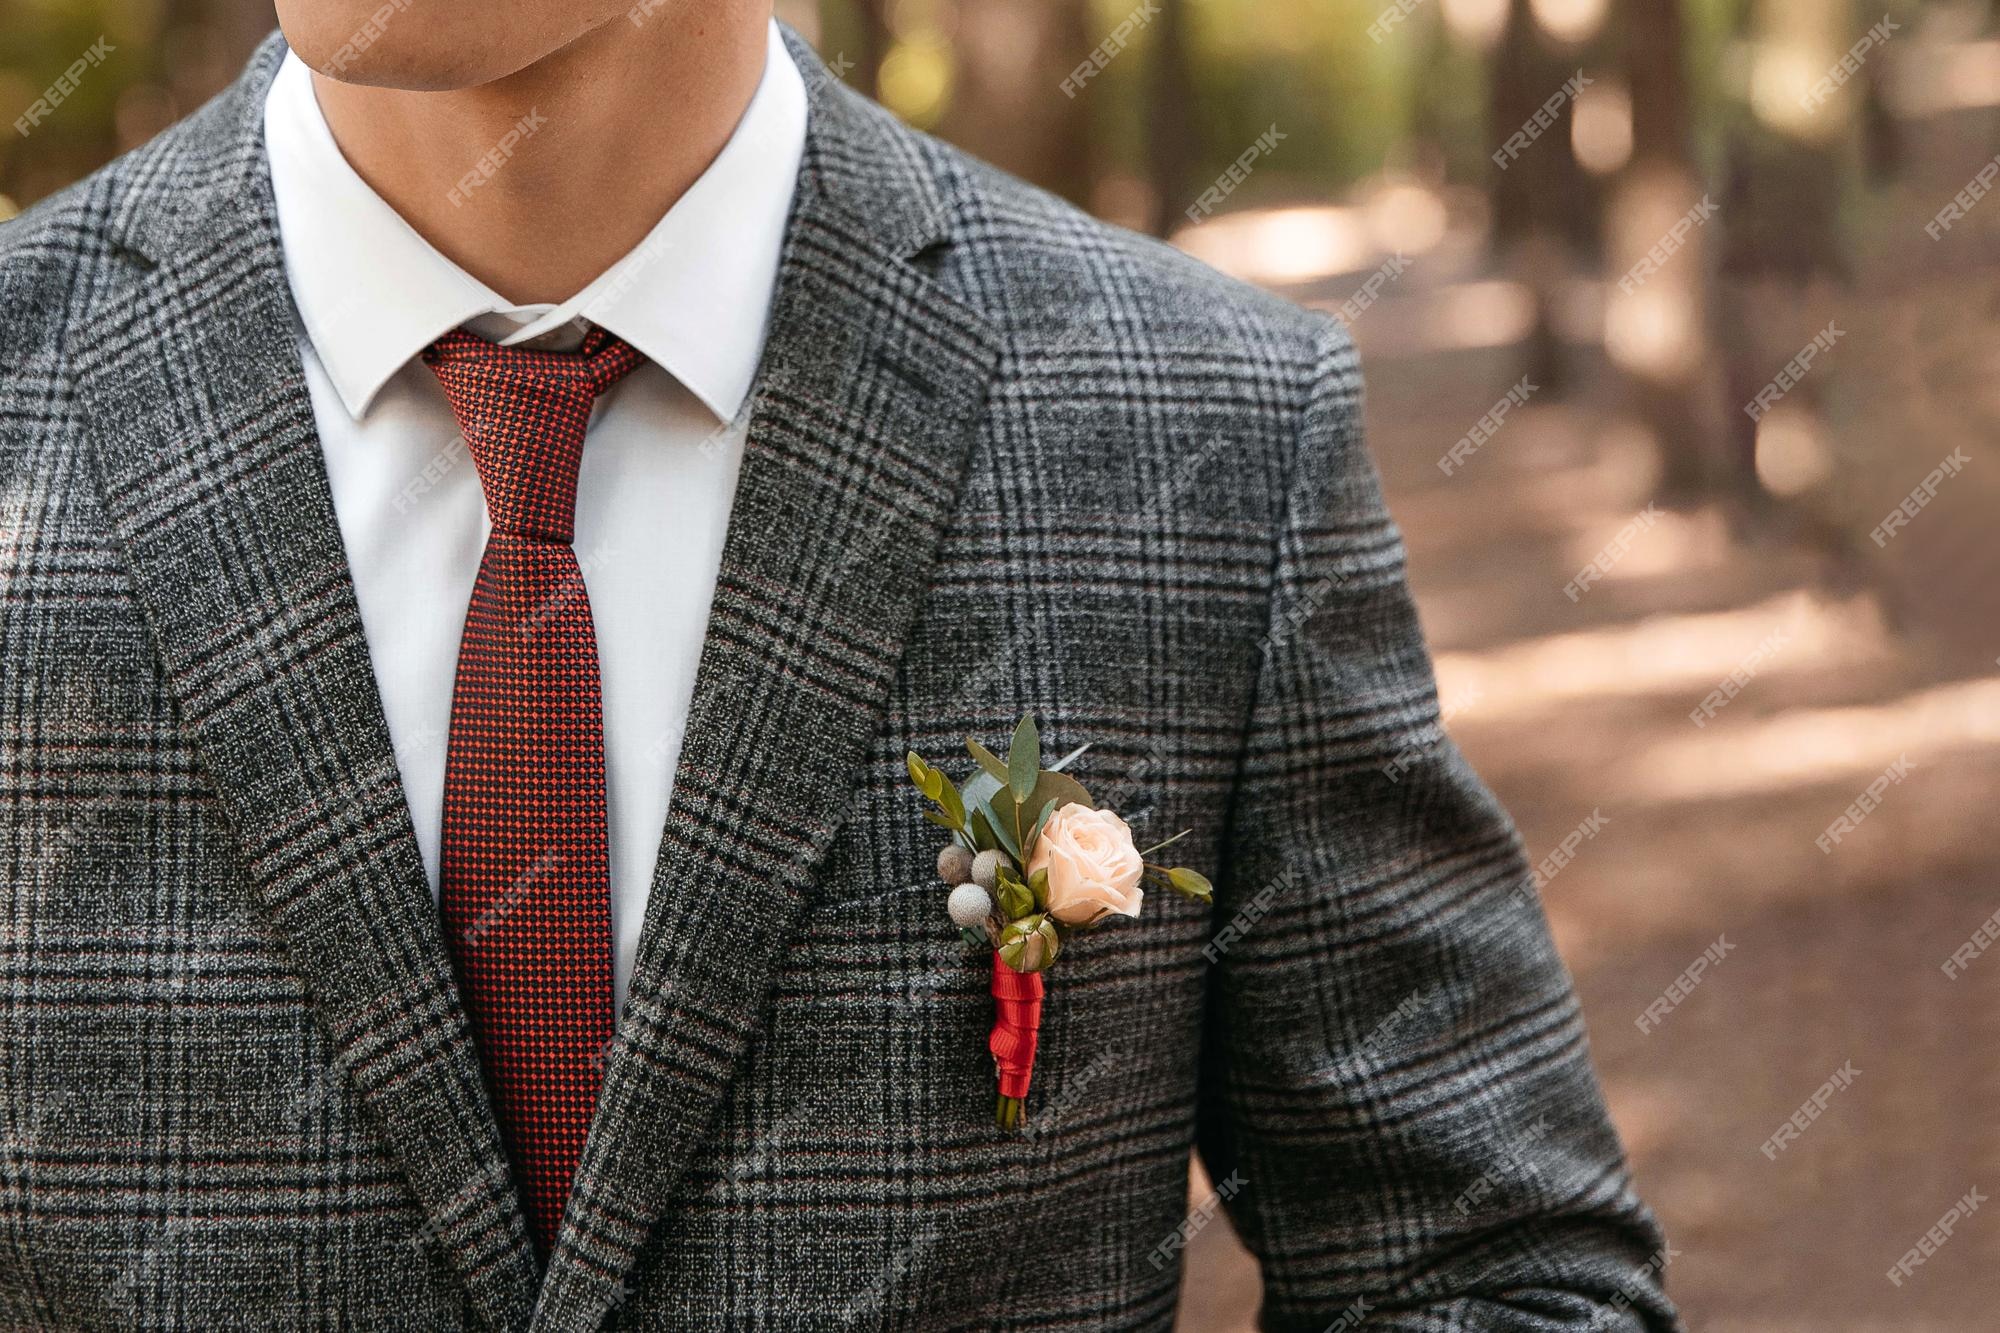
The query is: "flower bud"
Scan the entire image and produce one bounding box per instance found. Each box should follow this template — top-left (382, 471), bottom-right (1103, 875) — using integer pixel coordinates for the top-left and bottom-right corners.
top-left (997, 914), bottom-right (1061, 973)
top-left (937, 844), bottom-right (974, 885)
top-left (971, 849), bottom-right (1007, 891)
top-left (947, 882), bottom-right (993, 929)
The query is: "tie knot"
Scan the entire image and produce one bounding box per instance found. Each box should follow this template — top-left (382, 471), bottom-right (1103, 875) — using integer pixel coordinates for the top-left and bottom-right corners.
top-left (422, 326), bottom-right (644, 543)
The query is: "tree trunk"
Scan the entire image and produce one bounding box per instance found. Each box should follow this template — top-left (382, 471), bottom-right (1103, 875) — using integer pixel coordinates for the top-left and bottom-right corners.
top-left (941, 0), bottom-right (1093, 205)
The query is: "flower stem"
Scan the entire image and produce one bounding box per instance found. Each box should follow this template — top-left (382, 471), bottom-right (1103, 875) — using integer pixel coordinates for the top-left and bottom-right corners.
top-left (995, 1094), bottom-right (1025, 1130)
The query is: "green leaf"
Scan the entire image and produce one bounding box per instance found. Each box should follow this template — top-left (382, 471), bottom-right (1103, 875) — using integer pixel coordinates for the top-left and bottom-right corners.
top-left (1007, 715), bottom-right (1040, 804)
top-left (965, 738), bottom-right (1010, 784)
top-left (922, 809), bottom-right (960, 833)
top-left (935, 776), bottom-right (966, 832)
top-left (905, 751), bottom-right (930, 789)
top-left (1029, 867), bottom-right (1050, 912)
top-left (998, 878), bottom-right (1035, 921)
top-left (1024, 800), bottom-right (1058, 863)
top-left (1026, 769), bottom-right (1094, 816)
top-left (969, 807), bottom-right (1001, 853)
top-left (1167, 867), bottom-right (1214, 901)
top-left (961, 770), bottom-right (1021, 861)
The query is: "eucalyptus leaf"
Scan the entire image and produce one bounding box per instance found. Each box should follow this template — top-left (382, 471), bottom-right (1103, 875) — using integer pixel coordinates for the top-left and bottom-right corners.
top-left (965, 738), bottom-right (1010, 784)
top-left (969, 807), bottom-right (1001, 854)
top-left (960, 770), bottom-right (1021, 860)
top-left (936, 776), bottom-right (966, 832)
top-left (1024, 799), bottom-right (1058, 862)
top-left (1007, 715), bottom-right (1040, 804)
top-left (1026, 769), bottom-right (1094, 816)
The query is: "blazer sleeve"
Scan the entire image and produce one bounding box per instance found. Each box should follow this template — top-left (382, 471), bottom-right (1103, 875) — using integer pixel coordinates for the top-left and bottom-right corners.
top-left (1196, 316), bottom-right (1679, 1331)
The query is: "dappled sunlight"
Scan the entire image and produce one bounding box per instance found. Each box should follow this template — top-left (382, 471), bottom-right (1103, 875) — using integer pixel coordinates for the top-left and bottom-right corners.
top-left (1172, 183), bottom-right (1454, 289)
top-left (1889, 39), bottom-right (2000, 118)
top-left (1557, 504), bottom-right (1731, 582)
top-left (1432, 591), bottom-right (1892, 718)
top-left (1325, 278), bottom-right (1537, 355)
top-left (1173, 206), bottom-right (1376, 287)
top-left (1619, 675), bottom-right (2000, 802)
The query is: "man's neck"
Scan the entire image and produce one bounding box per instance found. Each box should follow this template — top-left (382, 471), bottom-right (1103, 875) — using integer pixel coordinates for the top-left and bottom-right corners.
top-left (309, 11), bottom-right (770, 305)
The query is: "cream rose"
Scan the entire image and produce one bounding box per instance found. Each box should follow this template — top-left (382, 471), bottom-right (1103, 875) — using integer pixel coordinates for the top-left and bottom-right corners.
top-left (1028, 804), bottom-right (1144, 925)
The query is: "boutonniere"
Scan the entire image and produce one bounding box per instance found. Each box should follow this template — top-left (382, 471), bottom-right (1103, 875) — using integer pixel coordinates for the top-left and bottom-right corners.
top-left (906, 714), bottom-right (1212, 1129)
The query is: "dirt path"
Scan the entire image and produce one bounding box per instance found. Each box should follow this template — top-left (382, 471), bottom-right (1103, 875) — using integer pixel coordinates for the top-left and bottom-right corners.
top-left (1174, 253), bottom-right (2000, 1329)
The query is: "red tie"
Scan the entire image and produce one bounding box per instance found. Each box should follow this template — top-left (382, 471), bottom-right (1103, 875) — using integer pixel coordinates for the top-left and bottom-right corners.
top-left (422, 325), bottom-right (642, 1255)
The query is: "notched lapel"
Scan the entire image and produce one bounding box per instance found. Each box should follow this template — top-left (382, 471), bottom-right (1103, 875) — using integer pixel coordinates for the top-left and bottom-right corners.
top-left (533, 46), bottom-right (1002, 1328)
top-left (69, 55), bottom-right (541, 1331)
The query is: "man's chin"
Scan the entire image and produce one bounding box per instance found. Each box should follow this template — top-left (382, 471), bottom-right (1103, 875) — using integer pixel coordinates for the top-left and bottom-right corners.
top-left (274, 4), bottom-right (600, 92)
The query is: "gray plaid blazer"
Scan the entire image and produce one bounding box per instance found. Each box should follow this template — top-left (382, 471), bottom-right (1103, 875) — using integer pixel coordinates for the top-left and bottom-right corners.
top-left (0, 28), bottom-right (1675, 1333)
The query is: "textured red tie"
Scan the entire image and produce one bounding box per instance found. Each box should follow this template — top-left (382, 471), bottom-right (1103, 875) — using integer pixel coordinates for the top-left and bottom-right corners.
top-left (422, 325), bottom-right (642, 1256)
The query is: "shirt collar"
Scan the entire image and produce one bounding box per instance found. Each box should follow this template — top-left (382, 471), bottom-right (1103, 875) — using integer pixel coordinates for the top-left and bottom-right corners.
top-left (262, 19), bottom-right (806, 423)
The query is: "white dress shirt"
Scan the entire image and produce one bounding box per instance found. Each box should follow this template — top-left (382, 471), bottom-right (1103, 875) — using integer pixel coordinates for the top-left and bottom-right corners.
top-left (262, 22), bottom-right (808, 1007)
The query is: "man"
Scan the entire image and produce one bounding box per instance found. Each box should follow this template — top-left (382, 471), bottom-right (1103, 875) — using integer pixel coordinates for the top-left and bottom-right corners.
top-left (0, 0), bottom-right (1675, 1327)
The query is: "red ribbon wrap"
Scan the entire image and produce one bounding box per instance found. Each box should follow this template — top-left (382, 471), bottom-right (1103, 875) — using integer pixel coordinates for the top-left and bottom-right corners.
top-left (988, 951), bottom-right (1044, 1100)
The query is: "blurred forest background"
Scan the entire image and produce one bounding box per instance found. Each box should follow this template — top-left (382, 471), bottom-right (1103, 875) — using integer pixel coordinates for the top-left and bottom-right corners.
top-left (6, 0), bottom-right (2000, 1327)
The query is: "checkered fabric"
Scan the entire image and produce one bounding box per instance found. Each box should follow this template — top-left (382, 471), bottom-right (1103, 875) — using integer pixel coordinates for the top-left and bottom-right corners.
top-left (422, 326), bottom-right (642, 1255)
top-left (0, 25), bottom-right (1676, 1333)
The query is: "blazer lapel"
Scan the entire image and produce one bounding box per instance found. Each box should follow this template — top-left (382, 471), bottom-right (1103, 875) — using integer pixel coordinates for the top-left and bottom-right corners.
top-left (532, 36), bottom-right (1001, 1327)
top-left (70, 38), bottom-right (540, 1332)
